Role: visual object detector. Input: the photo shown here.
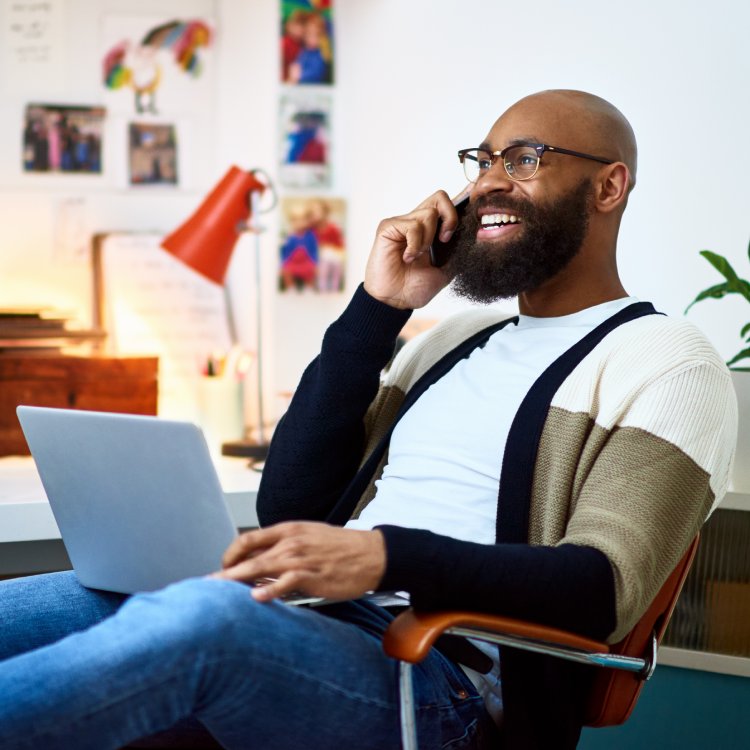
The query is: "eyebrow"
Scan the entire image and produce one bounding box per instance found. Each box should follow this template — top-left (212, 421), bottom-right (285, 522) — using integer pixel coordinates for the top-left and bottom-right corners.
top-left (478, 137), bottom-right (541, 152)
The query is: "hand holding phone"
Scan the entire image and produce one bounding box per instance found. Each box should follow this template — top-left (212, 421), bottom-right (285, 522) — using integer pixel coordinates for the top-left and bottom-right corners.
top-left (364, 188), bottom-right (470, 310)
top-left (429, 194), bottom-right (470, 268)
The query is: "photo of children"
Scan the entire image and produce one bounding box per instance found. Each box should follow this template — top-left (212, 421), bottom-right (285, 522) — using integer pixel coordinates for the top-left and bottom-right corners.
top-left (22, 104), bottom-right (105, 174)
top-left (279, 196), bottom-right (346, 293)
top-left (279, 92), bottom-right (331, 188)
top-left (128, 122), bottom-right (178, 186)
top-left (280, 0), bottom-right (334, 85)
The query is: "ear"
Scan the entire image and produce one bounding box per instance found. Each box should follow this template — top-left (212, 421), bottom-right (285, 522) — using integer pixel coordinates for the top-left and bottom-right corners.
top-left (593, 162), bottom-right (631, 214)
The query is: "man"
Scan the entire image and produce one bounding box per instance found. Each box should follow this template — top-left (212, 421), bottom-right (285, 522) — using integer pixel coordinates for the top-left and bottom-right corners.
top-left (0, 90), bottom-right (736, 749)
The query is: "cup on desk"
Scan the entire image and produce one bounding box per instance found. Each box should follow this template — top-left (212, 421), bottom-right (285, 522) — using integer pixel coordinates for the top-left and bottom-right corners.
top-left (197, 375), bottom-right (244, 457)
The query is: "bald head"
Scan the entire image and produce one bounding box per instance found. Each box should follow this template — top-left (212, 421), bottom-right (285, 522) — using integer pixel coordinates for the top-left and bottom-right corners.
top-left (499, 89), bottom-right (638, 188)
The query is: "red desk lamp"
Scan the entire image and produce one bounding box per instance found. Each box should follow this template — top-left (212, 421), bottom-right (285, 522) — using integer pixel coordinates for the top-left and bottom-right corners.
top-left (162, 165), bottom-right (275, 460)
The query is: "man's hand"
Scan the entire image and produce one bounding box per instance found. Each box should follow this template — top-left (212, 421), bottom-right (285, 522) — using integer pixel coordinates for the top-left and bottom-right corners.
top-left (364, 187), bottom-right (471, 310)
top-left (213, 521), bottom-right (387, 603)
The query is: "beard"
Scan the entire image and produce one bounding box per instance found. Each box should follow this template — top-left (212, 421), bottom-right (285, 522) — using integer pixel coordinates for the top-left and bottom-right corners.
top-left (447, 178), bottom-right (594, 304)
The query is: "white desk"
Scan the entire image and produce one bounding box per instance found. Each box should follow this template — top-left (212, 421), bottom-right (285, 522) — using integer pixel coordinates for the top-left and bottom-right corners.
top-left (0, 455), bottom-right (260, 576)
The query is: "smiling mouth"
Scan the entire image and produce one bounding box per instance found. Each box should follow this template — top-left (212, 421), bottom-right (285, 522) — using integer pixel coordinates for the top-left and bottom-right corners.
top-left (480, 213), bottom-right (520, 229)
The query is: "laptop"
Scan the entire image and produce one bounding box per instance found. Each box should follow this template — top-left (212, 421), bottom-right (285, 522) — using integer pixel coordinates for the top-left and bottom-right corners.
top-left (17, 405), bottom-right (240, 594)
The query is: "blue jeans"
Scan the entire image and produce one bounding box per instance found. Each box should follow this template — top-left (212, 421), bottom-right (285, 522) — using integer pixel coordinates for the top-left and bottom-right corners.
top-left (0, 571), bottom-right (497, 749)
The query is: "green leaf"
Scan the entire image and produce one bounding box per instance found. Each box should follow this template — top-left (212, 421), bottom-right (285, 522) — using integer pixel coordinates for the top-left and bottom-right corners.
top-left (742, 321), bottom-right (750, 339)
top-left (700, 250), bottom-right (740, 281)
top-left (684, 282), bottom-right (732, 313)
top-left (699, 251), bottom-right (750, 302)
top-left (726, 347), bottom-right (750, 368)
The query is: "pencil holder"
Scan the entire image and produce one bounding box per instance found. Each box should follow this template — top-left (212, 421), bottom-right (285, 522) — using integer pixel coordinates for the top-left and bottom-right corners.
top-left (197, 376), bottom-right (244, 456)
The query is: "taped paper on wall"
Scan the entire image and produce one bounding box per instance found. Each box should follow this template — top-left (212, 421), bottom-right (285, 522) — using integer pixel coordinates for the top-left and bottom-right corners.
top-left (98, 233), bottom-right (232, 421)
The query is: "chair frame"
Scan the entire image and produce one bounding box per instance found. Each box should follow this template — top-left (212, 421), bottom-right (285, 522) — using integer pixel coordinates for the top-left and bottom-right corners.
top-left (383, 536), bottom-right (699, 750)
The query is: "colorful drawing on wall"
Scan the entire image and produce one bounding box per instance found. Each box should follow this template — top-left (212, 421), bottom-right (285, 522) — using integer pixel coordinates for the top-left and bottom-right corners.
top-left (128, 123), bottom-right (178, 186)
top-left (280, 0), bottom-right (334, 85)
top-left (102, 19), bottom-right (212, 115)
top-left (279, 91), bottom-right (331, 188)
top-left (279, 196), bottom-right (346, 293)
top-left (22, 103), bottom-right (105, 174)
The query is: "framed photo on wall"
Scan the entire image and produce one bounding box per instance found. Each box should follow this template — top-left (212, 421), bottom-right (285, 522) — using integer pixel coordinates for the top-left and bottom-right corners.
top-left (278, 196), bottom-right (346, 294)
top-left (280, 0), bottom-right (334, 85)
top-left (22, 103), bottom-right (105, 174)
top-left (128, 122), bottom-right (178, 186)
top-left (278, 90), bottom-right (332, 189)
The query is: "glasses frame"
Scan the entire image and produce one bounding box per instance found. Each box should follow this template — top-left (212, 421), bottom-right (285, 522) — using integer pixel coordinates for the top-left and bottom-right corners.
top-left (458, 142), bottom-right (615, 182)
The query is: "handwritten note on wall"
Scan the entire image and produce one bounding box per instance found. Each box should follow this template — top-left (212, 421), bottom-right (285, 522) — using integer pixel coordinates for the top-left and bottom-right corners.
top-left (2, 0), bottom-right (64, 92)
top-left (101, 233), bottom-right (232, 421)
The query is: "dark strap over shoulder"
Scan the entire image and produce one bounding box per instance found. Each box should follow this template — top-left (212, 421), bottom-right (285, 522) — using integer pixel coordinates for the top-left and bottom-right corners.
top-left (495, 301), bottom-right (661, 543)
top-left (496, 301), bottom-right (663, 748)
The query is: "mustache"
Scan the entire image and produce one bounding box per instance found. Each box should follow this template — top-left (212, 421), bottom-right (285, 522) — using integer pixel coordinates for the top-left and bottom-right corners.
top-left (471, 193), bottom-right (534, 217)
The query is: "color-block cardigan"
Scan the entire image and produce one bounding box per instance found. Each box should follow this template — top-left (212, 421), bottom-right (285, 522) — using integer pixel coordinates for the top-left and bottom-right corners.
top-left (257, 284), bottom-right (737, 748)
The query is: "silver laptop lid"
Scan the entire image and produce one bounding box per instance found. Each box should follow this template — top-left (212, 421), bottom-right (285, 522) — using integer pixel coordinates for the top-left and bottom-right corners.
top-left (16, 406), bottom-right (237, 594)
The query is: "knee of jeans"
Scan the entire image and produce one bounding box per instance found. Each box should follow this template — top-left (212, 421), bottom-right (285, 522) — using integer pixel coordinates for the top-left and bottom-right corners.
top-left (132, 578), bottom-right (257, 649)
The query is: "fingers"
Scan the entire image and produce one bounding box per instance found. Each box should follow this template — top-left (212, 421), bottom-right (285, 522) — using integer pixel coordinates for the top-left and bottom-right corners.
top-left (374, 187), bottom-right (472, 261)
top-left (221, 526), bottom-right (279, 569)
top-left (416, 190), bottom-right (452, 241)
top-left (377, 189), bottom-right (457, 260)
top-left (216, 542), bottom-right (296, 590)
top-left (250, 571), bottom-right (308, 602)
top-left (214, 522), bottom-right (387, 605)
top-left (436, 186), bottom-right (475, 242)
top-left (387, 212), bottom-right (436, 264)
top-left (218, 522), bottom-right (320, 590)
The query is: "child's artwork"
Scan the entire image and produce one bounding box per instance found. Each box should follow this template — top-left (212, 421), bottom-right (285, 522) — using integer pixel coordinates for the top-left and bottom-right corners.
top-left (279, 91), bottom-right (331, 188)
top-left (22, 103), bottom-right (105, 174)
top-left (280, 0), bottom-right (334, 85)
top-left (128, 122), bottom-right (178, 186)
top-left (279, 196), bottom-right (346, 294)
top-left (101, 18), bottom-right (213, 115)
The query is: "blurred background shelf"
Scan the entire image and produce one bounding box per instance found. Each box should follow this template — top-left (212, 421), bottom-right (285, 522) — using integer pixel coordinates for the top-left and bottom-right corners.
top-left (0, 354), bottom-right (158, 456)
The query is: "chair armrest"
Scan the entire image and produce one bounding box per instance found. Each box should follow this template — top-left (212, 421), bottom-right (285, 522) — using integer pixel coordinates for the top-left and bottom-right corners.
top-left (383, 609), bottom-right (610, 664)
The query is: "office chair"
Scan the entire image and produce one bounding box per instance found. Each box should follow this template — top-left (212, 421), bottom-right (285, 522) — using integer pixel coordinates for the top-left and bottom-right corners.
top-left (382, 536), bottom-right (700, 750)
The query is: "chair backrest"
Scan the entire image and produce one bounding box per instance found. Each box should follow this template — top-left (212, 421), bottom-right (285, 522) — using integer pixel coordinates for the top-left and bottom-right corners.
top-left (584, 535), bottom-right (700, 727)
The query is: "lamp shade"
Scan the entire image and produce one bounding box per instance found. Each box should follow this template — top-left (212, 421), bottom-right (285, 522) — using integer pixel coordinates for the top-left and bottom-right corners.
top-left (161, 166), bottom-right (267, 285)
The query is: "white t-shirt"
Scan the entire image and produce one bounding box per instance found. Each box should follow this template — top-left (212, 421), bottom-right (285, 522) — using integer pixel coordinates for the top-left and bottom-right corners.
top-left (347, 296), bottom-right (638, 724)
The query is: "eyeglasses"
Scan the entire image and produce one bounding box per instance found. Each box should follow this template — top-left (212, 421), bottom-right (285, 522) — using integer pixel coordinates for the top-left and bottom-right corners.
top-left (458, 143), bottom-right (614, 182)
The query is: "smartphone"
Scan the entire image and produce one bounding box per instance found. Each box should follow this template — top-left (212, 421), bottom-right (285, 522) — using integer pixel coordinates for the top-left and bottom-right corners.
top-left (429, 195), bottom-right (470, 268)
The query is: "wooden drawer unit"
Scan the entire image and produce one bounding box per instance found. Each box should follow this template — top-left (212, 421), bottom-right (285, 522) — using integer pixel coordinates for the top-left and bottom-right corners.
top-left (0, 355), bottom-right (158, 456)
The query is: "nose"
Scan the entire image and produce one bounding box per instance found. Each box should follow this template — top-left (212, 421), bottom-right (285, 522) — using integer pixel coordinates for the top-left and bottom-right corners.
top-left (471, 160), bottom-right (515, 200)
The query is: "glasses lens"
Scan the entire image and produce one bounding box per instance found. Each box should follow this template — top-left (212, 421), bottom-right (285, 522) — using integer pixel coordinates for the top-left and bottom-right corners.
top-left (503, 145), bottom-right (539, 180)
top-left (461, 149), bottom-right (491, 182)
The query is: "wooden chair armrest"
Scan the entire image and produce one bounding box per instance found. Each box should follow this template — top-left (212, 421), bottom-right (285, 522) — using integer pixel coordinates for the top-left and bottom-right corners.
top-left (382, 608), bottom-right (609, 664)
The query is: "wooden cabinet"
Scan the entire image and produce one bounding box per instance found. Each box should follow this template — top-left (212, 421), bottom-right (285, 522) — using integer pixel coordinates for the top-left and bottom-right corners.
top-left (0, 355), bottom-right (158, 456)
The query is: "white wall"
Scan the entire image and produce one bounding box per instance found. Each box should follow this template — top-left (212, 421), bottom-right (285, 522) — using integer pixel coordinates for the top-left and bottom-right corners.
top-left (1, 0), bottom-right (749, 429)
top-left (274, 0), bottom-right (750, 397)
top-left (331, 0), bottom-right (750, 347)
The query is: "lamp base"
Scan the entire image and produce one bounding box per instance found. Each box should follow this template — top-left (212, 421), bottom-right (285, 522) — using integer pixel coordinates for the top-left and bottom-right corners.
top-left (221, 439), bottom-right (270, 462)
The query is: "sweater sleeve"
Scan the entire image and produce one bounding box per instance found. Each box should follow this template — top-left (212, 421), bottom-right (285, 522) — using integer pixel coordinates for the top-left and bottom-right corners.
top-left (377, 528), bottom-right (617, 640)
top-left (376, 358), bottom-right (736, 643)
top-left (256, 284), bottom-right (411, 526)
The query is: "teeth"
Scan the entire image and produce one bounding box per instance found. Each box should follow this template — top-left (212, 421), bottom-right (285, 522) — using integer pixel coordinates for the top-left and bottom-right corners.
top-left (481, 213), bottom-right (520, 227)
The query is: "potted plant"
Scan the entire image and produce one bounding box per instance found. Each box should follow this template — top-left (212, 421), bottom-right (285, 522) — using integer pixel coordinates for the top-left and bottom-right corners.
top-left (686, 240), bottom-right (750, 492)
